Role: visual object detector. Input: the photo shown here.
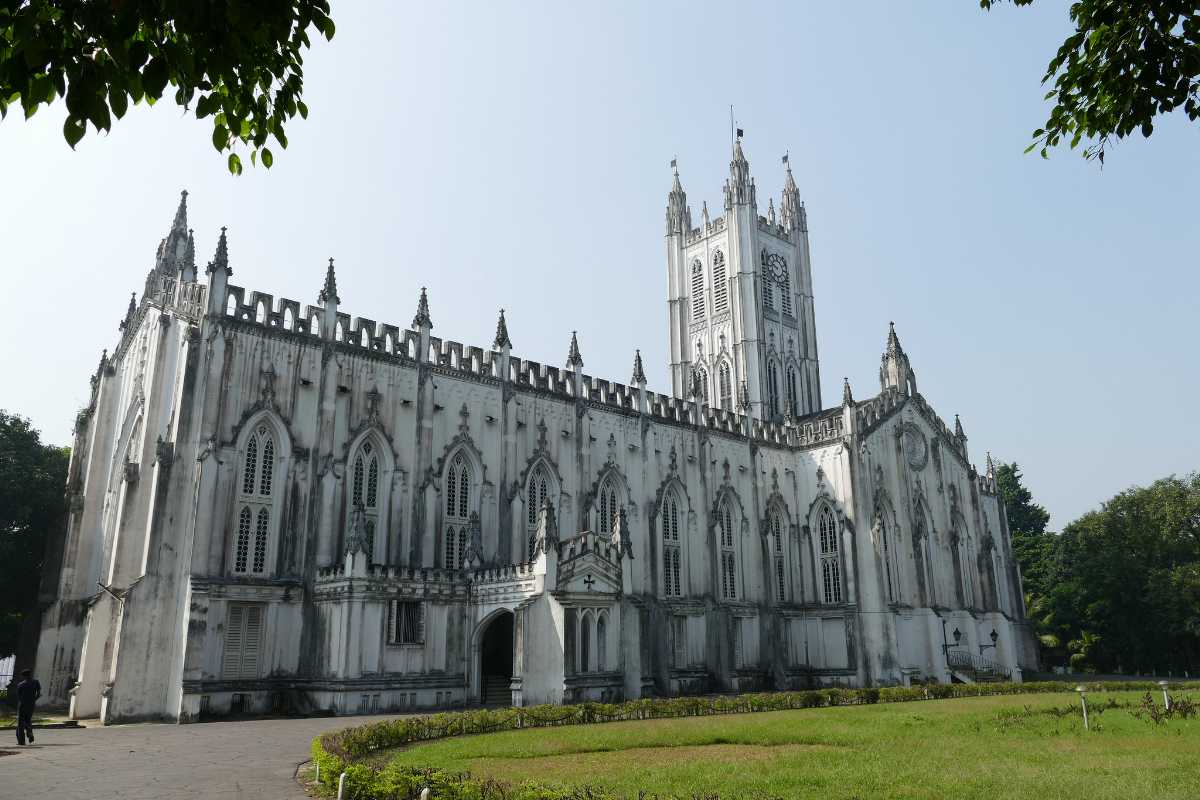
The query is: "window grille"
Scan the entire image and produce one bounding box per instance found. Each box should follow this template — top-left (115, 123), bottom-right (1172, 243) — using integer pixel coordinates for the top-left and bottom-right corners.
top-left (444, 453), bottom-right (471, 568)
top-left (719, 502), bottom-right (736, 600)
top-left (597, 478), bottom-right (619, 533)
top-left (526, 467), bottom-right (550, 561)
top-left (233, 425), bottom-right (274, 576)
top-left (387, 600), bottom-right (425, 644)
top-left (819, 508), bottom-right (842, 603)
top-left (663, 495), bottom-right (682, 598)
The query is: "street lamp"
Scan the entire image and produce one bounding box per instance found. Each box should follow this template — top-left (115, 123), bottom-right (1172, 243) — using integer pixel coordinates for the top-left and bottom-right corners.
top-left (979, 628), bottom-right (999, 655)
top-left (941, 624), bottom-right (963, 655)
top-left (1158, 680), bottom-right (1171, 711)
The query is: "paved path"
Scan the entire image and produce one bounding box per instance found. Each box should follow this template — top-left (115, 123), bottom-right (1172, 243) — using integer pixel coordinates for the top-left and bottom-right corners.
top-left (2, 714), bottom-right (400, 799)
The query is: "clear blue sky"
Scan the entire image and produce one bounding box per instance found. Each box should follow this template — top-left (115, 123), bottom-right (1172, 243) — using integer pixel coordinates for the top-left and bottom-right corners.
top-left (1, 2), bottom-right (1195, 529)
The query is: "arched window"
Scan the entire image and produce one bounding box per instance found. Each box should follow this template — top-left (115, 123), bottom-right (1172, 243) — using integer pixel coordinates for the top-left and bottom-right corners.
top-left (234, 424), bottom-right (275, 576)
top-left (596, 475), bottom-right (620, 534)
top-left (526, 465), bottom-right (551, 561)
top-left (444, 452), bottom-right (471, 569)
top-left (819, 507), bottom-right (842, 603)
top-left (712, 251), bottom-right (727, 313)
top-left (349, 440), bottom-right (381, 558)
top-left (696, 367), bottom-right (709, 404)
top-left (767, 362), bottom-right (780, 418)
top-left (763, 275), bottom-right (774, 310)
top-left (718, 362), bottom-right (732, 410)
top-left (691, 259), bottom-right (705, 320)
top-left (786, 366), bottom-right (798, 417)
top-left (780, 269), bottom-right (792, 316)
top-left (662, 492), bottom-right (683, 598)
top-left (596, 612), bottom-right (608, 671)
top-left (879, 514), bottom-right (898, 603)
top-left (579, 612), bottom-right (592, 673)
top-left (719, 500), bottom-right (737, 600)
top-left (770, 509), bottom-right (786, 603)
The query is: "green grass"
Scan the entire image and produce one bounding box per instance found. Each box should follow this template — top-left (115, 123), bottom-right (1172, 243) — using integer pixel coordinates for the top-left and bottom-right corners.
top-left (384, 692), bottom-right (1198, 799)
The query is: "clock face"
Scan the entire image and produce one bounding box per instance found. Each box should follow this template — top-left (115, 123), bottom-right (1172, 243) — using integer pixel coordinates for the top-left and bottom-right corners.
top-left (763, 252), bottom-right (788, 282)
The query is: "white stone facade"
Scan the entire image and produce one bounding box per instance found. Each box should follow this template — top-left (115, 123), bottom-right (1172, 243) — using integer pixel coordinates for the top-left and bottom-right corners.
top-left (34, 144), bottom-right (1037, 724)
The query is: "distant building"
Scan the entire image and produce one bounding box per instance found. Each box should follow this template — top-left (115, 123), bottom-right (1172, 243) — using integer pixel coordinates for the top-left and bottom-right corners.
top-left (35, 141), bottom-right (1036, 723)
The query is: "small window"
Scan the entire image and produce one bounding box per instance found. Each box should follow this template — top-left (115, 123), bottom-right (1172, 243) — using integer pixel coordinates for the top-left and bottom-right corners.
top-left (223, 603), bottom-right (264, 679)
top-left (672, 615), bottom-right (687, 668)
top-left (388, 600), bottom-right (425, 644)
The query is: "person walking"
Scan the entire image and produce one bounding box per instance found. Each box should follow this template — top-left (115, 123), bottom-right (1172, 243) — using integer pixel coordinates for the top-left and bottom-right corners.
top-left (14, 669), bottom-right (41, 746)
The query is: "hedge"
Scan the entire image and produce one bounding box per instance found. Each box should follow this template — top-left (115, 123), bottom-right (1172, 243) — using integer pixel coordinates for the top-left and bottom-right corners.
top-left (311, 680), bottom-right (1200, 799)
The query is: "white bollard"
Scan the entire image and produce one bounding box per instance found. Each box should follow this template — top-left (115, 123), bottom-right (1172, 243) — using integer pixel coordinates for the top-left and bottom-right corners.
top-left (315, 762), bottom-right (319, 783)
top-left (337, 771), bottom-right (348, 800)
top-left (1075, 686), bottom-right (1089, 731)
top-left (419, 789), bottom-right (431, 800)
top-left (1159, 680), bottom-right (1171, 711)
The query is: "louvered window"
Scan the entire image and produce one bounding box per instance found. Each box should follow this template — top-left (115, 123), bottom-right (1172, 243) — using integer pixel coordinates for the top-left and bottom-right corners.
top-left (780, 270), bottom-right (792, 316)
top-left (223, 603), bottom-right (263, 679)
top-left (387, 600), bottom-right (425, 644)
top-left (712, 251), bottom-right (727, 313)
top-left (719, 362), bottom-right (732, 410)
top-left (767, 363), bottom-right (780, 418)
top-left (672, 615), bottom-right (687, 668)
top-left (691, 259), bottom-right (705, 320)
top-left (786, 366), bottom-right (798, 417)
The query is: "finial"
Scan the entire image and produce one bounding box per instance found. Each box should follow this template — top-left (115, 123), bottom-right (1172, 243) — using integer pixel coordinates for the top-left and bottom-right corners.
top-left (119, 292), bottom-right (137, 331)
top-left (493, 308), bottom-right (512, 350)
top-left (631, 349), bottom-right (646, 385)
top-left (318, 257), bottom-right (340, 305)
top-left (738, 379), bottom-right (751, 412)
top-left (566, 331), bottom-right (583, 368)
top-left (885, 320), bottom-right (903, 359)
top-left (171, 189), bottom-right (189, 234)
top-left (986, 451), bottom-right (995, 477)
top-left (842, 376), bottom-right (854, 406)
top-left (206, 226), bottom-right (231, 276)
top-left (412, 287), bottom-right (433, 330)
top-left (184, 229), bottom-right (195, 272)
top-left (954, 414), bottom-right (966, 441)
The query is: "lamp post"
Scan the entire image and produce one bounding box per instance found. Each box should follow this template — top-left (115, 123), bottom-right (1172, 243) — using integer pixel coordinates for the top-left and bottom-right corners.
top-left (940, 622), bottom-right (963, 656)
top-left (978, 628), bottom-right (999, 656)
top-left (1075, 685), bottom-right (1089, 731)
top-left (1158, 680), bottom-right (1171, 711)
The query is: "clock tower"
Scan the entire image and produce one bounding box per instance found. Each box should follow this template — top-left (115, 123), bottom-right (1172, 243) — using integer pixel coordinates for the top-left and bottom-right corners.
top-left (665, 138), bottom-right (821, 421)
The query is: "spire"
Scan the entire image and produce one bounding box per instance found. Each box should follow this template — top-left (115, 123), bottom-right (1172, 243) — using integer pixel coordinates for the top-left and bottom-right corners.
top-left (318, 257), bottom-right (340, 305)
top-left (842, 377), bottom-right (854, 406)
top-left (493, 308), bottom-right (512, 350)
top-left (954, 414), bottom-right (967, 442)
top-left (665, 161), bottom-right (691, 235)
top-left (412, 287), bottom-right (432, 330)
top-left (781, 158), bottom-right (802, 231)
top-left (183, 229), bottom-right (196, 273)
top-left (171, 189), bottom-right (189, 235)
top-left (631, 349), bottom-right (646, 385)
top-left (206, 227), bottom-right (231, 276)
top-left (767, 197), bottom-right (776, 226)
top-left (728, 136), bottom-right (753, 206)
top-left (119, 292), bottom-right (137, 332)
top-left (566, 331), bottom-right (583, 369)
top-left (986, 451), bottom-right (995, 478)
top-left (885, 321), bottom-right (903, 359)
top-left (738, 379), bottom-right (751, 412)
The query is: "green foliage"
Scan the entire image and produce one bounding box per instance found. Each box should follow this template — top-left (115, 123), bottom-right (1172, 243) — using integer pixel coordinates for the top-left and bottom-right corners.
top-left (0, 411), bottom-right (69, 658)
top-left (311, 682), bottom-right (1200, 799)
top-left (0, 1), bottom-right (334, 173)
top-left (1047, 474), bottom-right (1200, 674)
top-left (981, 0), bottom-right (1200, 162)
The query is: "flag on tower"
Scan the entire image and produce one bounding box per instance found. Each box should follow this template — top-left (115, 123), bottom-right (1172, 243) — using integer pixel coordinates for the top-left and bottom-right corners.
top-left (782, 153), bottom-right (789, 165)
top-left (736, 127), bottom-right (744, 139)
top-left (670, 158), bottom-right (677, 169)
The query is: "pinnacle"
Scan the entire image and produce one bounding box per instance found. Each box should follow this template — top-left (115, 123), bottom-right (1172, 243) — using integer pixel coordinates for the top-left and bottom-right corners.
top-left (318, 257), bottom-right (340, 305)
top-left (493, 308), bottom-right (512, 350)
top-left (954, 414), bottom-right (966, 440)
top-left (884, 321), bottom-right (903, 359)
top-left (412, 287), bottom-right (432, 330)
top-left (842, 377), bottom-right (854, 406)
top-left (183, 229), bottom-right (196, 272)
top-left (171, 189), bottom-right (189, 234)
top-left (566, 331), bottom-right (583, 368)
top-left (631, 349), bottom-right (646, 385)
top-left (207, 227), bottom-right (231, 276)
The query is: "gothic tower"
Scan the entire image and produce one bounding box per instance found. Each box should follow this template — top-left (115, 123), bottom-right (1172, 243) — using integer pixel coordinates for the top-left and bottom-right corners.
top-left (666, 138), bottom-right (821, 420)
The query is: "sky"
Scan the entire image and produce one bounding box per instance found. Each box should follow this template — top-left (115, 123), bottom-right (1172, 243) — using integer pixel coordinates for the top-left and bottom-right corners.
top-left (0, 1), bottom-right (1196, 530)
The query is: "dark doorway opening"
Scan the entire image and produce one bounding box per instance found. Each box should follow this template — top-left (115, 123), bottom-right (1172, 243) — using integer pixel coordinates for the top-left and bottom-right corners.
top-left (480, 612), bottom-right (514, 707)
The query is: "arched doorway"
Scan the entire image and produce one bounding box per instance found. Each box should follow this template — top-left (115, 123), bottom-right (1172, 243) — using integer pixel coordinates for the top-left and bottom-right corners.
top-left (479, 611), bottom-right (514, 707)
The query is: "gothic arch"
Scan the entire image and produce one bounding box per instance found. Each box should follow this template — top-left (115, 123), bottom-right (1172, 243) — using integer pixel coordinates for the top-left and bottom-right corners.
top-left (806, 495), bottom-right (847, 605)
top-left (872, 490), bottom-right (902, 604)
top-left (583, 464), bottom-right (630, 534)
top-left (343, 428), bottom-right (396, 563)
top-left (228, 409), bottom-right (292, 577)
top-left (520, 455), bottom-right (562, 561)
top-left (439, 443), bottom-right (482, 569)
top-left (654, 476), bottom-right (690, 598)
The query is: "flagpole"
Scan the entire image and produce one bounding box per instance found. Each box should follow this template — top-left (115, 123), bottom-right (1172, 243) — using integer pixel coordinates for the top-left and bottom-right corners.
top-left (729, 105), bottom-right (735, 150)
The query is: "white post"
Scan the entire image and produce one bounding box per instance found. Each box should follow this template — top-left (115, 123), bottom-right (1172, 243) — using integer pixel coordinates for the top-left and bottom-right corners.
top-left (315, 762), bottom-right (319, 783)
top-left (1076, 686), bottom-right (1089, 731)
top-left (1159, 680), bottom-right (1171, 711)
top-left (337, 772), bottom-right (348, 800)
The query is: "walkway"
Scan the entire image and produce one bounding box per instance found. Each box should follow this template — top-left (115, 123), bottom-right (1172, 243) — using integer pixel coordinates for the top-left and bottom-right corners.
top-left (2, 714), bottom-right (398, 799)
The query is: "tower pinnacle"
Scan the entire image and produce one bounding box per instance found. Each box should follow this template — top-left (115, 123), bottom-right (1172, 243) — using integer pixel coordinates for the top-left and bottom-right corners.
top-left (631, 349), bottom-right (646, 385)
top-left (206, 227), bottom-right (231, 276)
top-left (318, 257), bottom-right (340, 305)
top-left (842, 377), bottom-right (854, 406)
top-left (665, 161), bottom-right (691, 235)
top-left (566, 331), bottom-right (583, 369)
top-left (412, 287), bottom-right (432, 330)
top-left (493, 308), bottom-right (512, 350)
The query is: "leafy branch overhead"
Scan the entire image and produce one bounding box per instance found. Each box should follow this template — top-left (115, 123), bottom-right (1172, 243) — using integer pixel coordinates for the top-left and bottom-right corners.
top-left (982, 0), bottom-right (1200, 162)
top-left (0, 1), bottom-right (335, 174)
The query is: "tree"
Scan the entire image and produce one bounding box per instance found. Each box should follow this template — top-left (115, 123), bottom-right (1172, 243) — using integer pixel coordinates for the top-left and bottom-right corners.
top-left (0, 411), bottom-right (69, 658)
top-left (1049, 474), bottom-right (1200, 673)
top-left (994, 462), bottom-right (1054, 598)
top-left (981, 1), bottom-right (1200, 162)
top-left (0, 1), bottom-right (335, 174)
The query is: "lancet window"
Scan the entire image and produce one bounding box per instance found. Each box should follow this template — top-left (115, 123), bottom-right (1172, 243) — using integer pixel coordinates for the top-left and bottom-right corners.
top-left (691, 259), bottom-right (705, 320)
top-left (444, 452), bottom-right (471, 569)
top-left (767, 362), bottom-right (780, 418)
top-left (718, 362), bottom-right (732, 410)
top-left (712, 251), bottom-right (727, 313)
top-left (234, 425), bottom-right (275, 575)
top-left (597, 476), bottom-right (620, 534)
top-left (662, 491), bottom-right (683, 598)
top-left (819, 506), bottom-right (842, 604)
top-left (786, 366), bottom-right (798, 417)
top-left (770, 510), bottom-right (786, 603)
top-left (349, 440), bottom-right (381, 557)
top-left (719, 500), bottom-right (737, 601)
top-left (526, 465), bottom-right (551, 561)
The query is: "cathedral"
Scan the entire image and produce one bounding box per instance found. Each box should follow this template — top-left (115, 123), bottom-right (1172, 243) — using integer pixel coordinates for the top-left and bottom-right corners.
top-left (34, 139), bottom-right (1037, 724)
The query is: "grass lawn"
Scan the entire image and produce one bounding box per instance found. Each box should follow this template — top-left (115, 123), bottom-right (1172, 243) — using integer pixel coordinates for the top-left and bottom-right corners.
top-left (384, 691), bottom-right (1197, 799)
